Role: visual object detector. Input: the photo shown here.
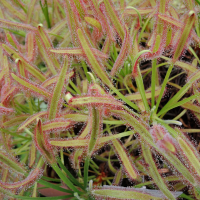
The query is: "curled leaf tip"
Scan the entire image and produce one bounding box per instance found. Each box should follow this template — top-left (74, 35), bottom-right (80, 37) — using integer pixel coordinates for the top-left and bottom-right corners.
top-left (15, 58), bottom-right (20, 63)
top-left (189, 10), bottom-right (195, 16)
top-left (87, 72), bottom-right (96, 83)
top-left (65, 92), bottom-right (73, 103)
top-left (38, 23), bottom-right (43, 27)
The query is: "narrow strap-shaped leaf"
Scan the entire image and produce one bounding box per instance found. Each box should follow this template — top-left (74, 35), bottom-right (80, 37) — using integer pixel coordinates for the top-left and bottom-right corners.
top-left (180, 101), bottom-right (200, 114)
top-left (35, 35), bottom-right (57, 75)
top-left (64, 0), bottom-right (79, 46)
top-left (124, 8), bottom-right (153, 16)
top-left (113, 169), bottom-right (122, 185)
top-left (3, 44), bottom-right (46, 82)
top-left (0, 167), bottom-right (42, 190)
top-left (152, 0), bottom-right (166, 53)
top-left (0, 150), bottom-right (26, 174)
top-left (3, 115), bottom-right (29, 127)
top-left (68, 96), bottom-right (123, 107)
top-left (103, 0), bottom-right (125, 40)
top-left (85, 17), bottom-right (102, 31)
top-left (169, 5), bottom-right (179, 20)
top-left (112, 137), bottom-right (138, 180)
top-left (152, 35), bottom-right (161, 53)
top-left (164, 150), bottom-right (196, 185)
top-left (88, 107), bottom-right (101, 156)
top-left (5, 32), bottom-right (20, 50)
top-left (16, 59), bottom-right (26, 77)
top-left (37, 24), bottom-right (52, 48)
top-left (166, 26), bottom-right (172, 47)
top-left (0, 18), bottom-right (37, 31)
top-left (108, 150), bottom-right (117, 174)
top-left (134, 64), bottom-right (150, 111)
top-left (84, 157), bottom-right (90, 189)
top-left (49, 57), bottom-right (69, 120)
top-left (155, 64), bottom-right (173, 113)
top-left (0, 68), bottom-right (5, 82)
top-left (11, 73), bottom-right (51, 98)
top-left (50, 163), bottom-right (80, 194)
top-left (74, 0), bottom-right (85, 19)
top-left (49, 20), bottom-right (66, 40)
top-left (158, 13), bottom-right (200, 44)
top-left (157, 123), bottom-right (196, 185)
top-left (158, 70), bottom-right (200, 116)
top-left (50, 48), bottom-right (108, 59)
top-left (92, 185), bottom-right (168, 199)
top-left (79, 122), bottom-right (91, 139)
top-left (102, 36), bottom-right (110, 54)
top-left (70, 149), bottom-right (84, 170)
top-left (172, 11), bottom-right (195, 62)
top-left (99, 131), bottom-right (134, 143)
top-left (158, 95), bottom-right (197, 117)
top-left (1, 87), bottom-right (19, 106)
top-left (161, 56), bottom-right (197, 73)
top-left (110, 26), bottom-right (131, 76)
top-left (42, 119), bottom-right (72, 132)
top-left (77, 28), bottom-right (113, 88)
top-left (0, 106), bottom-right (14, 115)
top-left (18, 111), bottom-right (48, 131)
top-left (177, 134), bottom-right (200, 178)
top-left (141, 140), bottom-right (176, 200)
top-left (26, 32), bottom-right (37, 62)
top-left (62, 113), bottom-right (88, 122)
top-left (1, 0), bottom-right (28, 22)
top-left (34, 119), bottom-right (55, 163)
top-left (38, 179), bottom-right (73, 194)
top-left (50, 139), bottom-right (87, 147)
top-left (50, 131), bottom-right (134, 147)
top-left (0, 185), bottom-right (16, 198)
top-left (111, 109), bottom-right (153, 145)
top-left (41, 71), bottom-right (74, 88)
top-left (3, 55), bottom-right (10, 85)
top-left (151, 59), bottom-right (157, 107)
top-left (158, 14), bottom-right (182, 28)
top-left (132, 50), bottom-right (151, 76)
top-left (37, 25), bottom-right (60, 69)
top-left (27, 0), bottom-right (37, 24)
top-left (1, 168), bottom-right (9, 182)
top-left (56, 157), bottom-right (85, 190)
top-left (29, 141), bottom-right (36, 168)
top-left (90, 0), bottom-right (112, 38)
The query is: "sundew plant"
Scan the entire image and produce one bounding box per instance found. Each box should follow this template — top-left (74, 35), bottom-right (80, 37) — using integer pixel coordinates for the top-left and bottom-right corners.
top-left (1, 0), bottom-right (200, 199)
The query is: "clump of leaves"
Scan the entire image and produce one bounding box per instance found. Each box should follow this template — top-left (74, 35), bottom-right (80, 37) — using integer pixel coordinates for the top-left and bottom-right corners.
top-left (1, 0), bottom-right (200, 199)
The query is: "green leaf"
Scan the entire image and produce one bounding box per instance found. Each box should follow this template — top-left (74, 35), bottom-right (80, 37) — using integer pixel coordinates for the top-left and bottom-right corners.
top-left (141, 140), bottom-right (176, 200)
top-left (103, 0), bottom-right (125, 40)
top-left (155, 64), bottom-right (173, 113)
top-left (158, 70), bottom-right (200, 116)
top-left (57, 157), bottom-right (85, 190)
top-left (51, 163), bottom-right (81, 194)
top-left (158, 95), bottom-right (197, 116)
top-left (77, 28), bottom-right (113, 88)
top-left (88, 107), bottom-right (101, 155)
top-left (3, 44), bottom-right (46, 82)
top-left (11, 73), bottom-right (50, 98)
top-left (49, 57), bottom-right (68, 120)
top-left (84, 157), bottom-right (90, 189)
top-left (92, 186), bottom-right (175, 199)
top-left (39, 0), bottom-right (51, 28)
